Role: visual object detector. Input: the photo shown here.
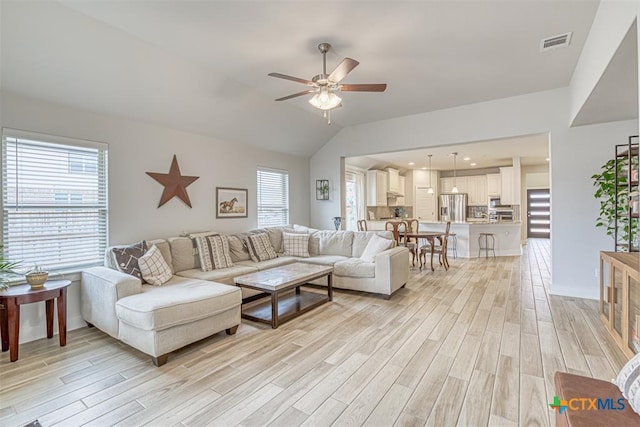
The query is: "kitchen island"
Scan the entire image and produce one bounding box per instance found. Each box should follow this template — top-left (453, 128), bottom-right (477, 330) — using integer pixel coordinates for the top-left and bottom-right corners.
top-left (367, 219), bottom-right (522, 258)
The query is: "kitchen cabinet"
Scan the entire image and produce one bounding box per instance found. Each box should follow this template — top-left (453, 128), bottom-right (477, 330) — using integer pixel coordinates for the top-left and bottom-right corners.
top-left (387, 168), bottom-right (401, 194)
top-left (440, 176), bottom-right (467, 194)
top-left (500, 167), bottom-right (515, 205)
top-left (396, 176), bottom-right (406, 205)
top-left (466, 175), bottom-right (487, 205)
top-left (487, 173), bottom-right (501, 196)
top-left (600, 251), bottom-right (640, 357)
top-left (367, 170), bottom-right (388, 206)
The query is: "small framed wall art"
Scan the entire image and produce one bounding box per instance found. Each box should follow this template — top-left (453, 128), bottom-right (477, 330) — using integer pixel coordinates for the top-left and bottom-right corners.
top-left (316, 179), bottom-right (329, 200)
top-left (216, 187), bottom-right (248, 218)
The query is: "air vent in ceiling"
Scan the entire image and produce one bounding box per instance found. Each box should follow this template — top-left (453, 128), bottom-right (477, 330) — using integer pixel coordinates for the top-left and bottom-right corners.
top-left (540, 32), bottom-right (572, 52)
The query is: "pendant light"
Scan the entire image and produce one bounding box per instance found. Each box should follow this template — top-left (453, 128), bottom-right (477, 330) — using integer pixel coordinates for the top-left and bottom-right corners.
top-left (451, 152), bottom-right (459, 193)
top-left (427, 155), bottom-right (434, 194)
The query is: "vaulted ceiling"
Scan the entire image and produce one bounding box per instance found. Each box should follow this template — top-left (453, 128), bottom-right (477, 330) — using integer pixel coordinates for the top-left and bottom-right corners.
top-left (1, 1), bottom-right (600, 157)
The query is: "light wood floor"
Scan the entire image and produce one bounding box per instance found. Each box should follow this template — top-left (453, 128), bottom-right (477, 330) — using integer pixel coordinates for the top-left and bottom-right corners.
top-left (0, 239), bottom-right (629, 427)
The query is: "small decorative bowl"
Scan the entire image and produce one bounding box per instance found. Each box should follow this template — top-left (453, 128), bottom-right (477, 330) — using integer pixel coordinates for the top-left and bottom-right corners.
top-left (26, 272), bottom-right (48, 288)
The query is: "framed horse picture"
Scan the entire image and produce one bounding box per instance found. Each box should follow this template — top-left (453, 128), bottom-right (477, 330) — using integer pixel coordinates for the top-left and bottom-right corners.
top-left (216, 187), bottom-right (248, 218)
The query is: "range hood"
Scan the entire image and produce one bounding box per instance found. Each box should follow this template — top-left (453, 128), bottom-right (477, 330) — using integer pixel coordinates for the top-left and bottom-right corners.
top-left (387, 190), bottom-right (404, 197)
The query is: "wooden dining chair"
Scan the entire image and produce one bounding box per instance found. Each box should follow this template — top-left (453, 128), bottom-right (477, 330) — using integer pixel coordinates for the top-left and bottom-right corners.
top-left (357, 219), bottom-right (368, 231)
top-left (384, 220), bottom-right (406, 247)
top-left (419, 221), bottom-right (451, 271)
top-left (403, 219), bottom-right (420, 267)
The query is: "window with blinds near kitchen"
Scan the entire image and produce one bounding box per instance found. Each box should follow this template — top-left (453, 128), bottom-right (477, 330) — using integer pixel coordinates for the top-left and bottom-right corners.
top-left (2, 129), bottom-right (108, 272)
top-left (257, 167), bottom-right (289, 228)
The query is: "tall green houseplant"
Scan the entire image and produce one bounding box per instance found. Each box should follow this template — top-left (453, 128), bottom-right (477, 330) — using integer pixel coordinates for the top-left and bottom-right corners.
top-left (592, 158), bottom-right (639, 250)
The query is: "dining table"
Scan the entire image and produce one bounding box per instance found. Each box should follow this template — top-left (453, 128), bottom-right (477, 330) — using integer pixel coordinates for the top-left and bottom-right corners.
top-left (402, 231), bottom-right (445, 271)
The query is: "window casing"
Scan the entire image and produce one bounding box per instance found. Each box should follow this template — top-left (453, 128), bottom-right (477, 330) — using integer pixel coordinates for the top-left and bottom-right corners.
top-left (257, 167), bottom-right (289, 227)
top-left (2, 129), bottom-right (108, 272)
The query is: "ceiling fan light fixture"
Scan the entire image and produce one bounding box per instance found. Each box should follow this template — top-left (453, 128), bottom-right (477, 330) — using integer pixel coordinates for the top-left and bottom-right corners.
top-left (308, 88), bottom-right (342, 110)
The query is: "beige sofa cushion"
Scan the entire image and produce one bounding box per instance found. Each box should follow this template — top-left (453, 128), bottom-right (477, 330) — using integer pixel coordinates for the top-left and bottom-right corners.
top-left (317, 231), bottom-right (354, 257)
top-left (176, 265), bottom-right (258, 282)
top-left (334, 259), bottom-right (376, 278)
top-left (168, 237), bottom-right (200, 272)
top-left (235, 256), bottom-right (297, 271)
top-left (227, 233), bottom-right (252, 262)
top-left (297, 255), bottom-right (349, 266)
top-left (116, 277), bottom-right (241, 331)
top-left (352, 231), bottom-right (394, 258)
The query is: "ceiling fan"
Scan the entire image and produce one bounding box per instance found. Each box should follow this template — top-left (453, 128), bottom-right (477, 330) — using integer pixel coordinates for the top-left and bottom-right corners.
top-left (268, 42), bottom-right (387, 124)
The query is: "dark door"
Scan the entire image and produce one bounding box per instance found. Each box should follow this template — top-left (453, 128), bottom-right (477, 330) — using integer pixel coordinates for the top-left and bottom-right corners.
top-left (527, 189), bottom-right (550, 238)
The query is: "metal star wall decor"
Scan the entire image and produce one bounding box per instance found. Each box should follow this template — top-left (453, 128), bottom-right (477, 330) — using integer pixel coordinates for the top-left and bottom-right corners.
top-left (146, 155), bottom-right (199, 208)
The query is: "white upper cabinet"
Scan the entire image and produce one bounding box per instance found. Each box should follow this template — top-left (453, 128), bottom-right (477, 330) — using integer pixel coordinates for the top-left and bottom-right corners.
top-left (487, 173), bottom-right (501, 196)
top-left (387, 168), bottom-right (401, 194)
top-left (466, 175), bottom-right (487, 205)
top-left (440, 176), bottom-right (467, 194)
top-left (367, 170), bottom-right (388, 206)
top-left (500, 167), bottom-right (514, 205)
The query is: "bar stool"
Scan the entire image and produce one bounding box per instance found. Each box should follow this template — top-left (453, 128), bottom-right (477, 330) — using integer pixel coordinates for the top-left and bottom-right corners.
top-left (448, 233), bottom-right (458, 259)
top-left (478, 232), bottom-right (496, 258)
top-left (357, 219), bottom-right (368, 231)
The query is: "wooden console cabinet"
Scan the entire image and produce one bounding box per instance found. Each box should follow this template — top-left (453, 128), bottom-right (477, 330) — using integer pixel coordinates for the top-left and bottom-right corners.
top-left (599, 251), bottom-right (640, 358)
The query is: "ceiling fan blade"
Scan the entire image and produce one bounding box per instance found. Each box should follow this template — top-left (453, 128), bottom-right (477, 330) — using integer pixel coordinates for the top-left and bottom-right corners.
top-left (328, 58), bottom-right (359, 83)
top-left (268, 73), bottom-right (314, 85)
top-left (340, 84), bottom-right (387, 92)
top-left (275, 89), bottom-right (314, 101)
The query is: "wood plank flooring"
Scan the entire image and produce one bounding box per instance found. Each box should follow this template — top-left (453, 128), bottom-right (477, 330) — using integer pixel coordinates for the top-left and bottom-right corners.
top-left (0, 239), bottom-right (629, 426)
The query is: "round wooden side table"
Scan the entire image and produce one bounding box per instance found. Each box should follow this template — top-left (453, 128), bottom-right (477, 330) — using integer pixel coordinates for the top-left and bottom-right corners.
top-left (0, 279), bottom-right (72, 362)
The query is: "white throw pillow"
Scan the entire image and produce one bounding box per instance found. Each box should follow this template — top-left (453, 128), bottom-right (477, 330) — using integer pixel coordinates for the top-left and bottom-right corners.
top-left (360, 234), bottom-right (393, 263)
top-left (139, 245), bottom-right (173, 286)
top-left (282, 232), bottom-right (310, 257)
top-left (614, 352), bottom-right (640, 399)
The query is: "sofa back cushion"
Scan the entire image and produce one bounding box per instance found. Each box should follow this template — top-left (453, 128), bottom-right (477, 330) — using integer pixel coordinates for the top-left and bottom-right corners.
top-left (316, 230), bottom-right (354, 257)
top-left (227, 233), bottom-right (252, 262)
top-left (352, 231), bottom-right (395, 258)
top-left (168, 236), bottom-right (200, 272)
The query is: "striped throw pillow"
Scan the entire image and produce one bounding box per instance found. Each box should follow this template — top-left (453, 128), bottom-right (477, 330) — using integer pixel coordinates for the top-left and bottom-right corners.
top-left (244, 233), bottom-right (278, 262)
top-left (282, 232), bottom-right (310, 257)
top-left (194, 233), bottom-right (234, 271)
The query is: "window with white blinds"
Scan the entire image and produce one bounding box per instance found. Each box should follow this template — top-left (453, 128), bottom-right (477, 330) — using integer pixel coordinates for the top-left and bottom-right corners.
top-left (257, 167), bottom-right (289, 227)
top-left (2, 129), bottom-right (108, 272)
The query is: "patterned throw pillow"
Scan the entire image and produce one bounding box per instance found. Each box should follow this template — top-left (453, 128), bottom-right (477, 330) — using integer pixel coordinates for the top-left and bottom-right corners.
top-left (193, 233), bottom-right (234, 271)
top-left (282, 232), bottom-right (310, 257)
top-left (614, 352), bottom-right (640, 399)
top-left (112, 241), bottom-right (148, 281)
top-left (244, 233), bottom-right (278, 262)
top-left (138, 245), bottom-right (172, 286)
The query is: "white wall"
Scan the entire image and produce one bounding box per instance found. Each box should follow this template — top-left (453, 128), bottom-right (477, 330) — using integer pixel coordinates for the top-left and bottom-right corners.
top-left (569, 0), bottom-right (638, 124)
top-left (310, 87), bottom-right (638, 300)
top-left (1, 91), bottom-right (310, 343)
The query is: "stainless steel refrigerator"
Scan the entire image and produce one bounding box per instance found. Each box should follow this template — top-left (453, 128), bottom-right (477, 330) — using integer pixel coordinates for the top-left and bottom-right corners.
top-left (439, 193), bottom-right (468, 222)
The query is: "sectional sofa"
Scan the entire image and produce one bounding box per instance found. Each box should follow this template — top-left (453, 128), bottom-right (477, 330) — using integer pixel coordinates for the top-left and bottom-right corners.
top-left (81, 226), bottom-right (409, 365)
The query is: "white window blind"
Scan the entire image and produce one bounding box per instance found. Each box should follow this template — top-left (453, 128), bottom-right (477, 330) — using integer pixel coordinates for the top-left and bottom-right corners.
top-left (2, 129), bottom-right (108, 272)
top-left (257, 167), bottom-right (289, 227)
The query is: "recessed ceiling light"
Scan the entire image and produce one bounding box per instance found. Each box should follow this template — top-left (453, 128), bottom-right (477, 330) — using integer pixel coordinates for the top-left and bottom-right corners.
top-left (463, 157), bottom-right (471, 161)
top-left (421, 166), bottom-right (427, 170)
top-left (470, 163), bottom-right (477, 166)
top-left (546, 157), bottom-right (550, 161)
top-left (408, 162), bottom-right (415, 166)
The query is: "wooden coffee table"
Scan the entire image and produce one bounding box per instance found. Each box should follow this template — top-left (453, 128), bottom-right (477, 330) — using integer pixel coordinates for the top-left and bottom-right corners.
top-left (233, 263), bottom-right (333, 328)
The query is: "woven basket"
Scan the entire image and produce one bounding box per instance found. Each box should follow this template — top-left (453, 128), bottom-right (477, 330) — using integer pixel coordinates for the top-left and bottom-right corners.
top-left (26, 272), bottom-right (48, 288)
